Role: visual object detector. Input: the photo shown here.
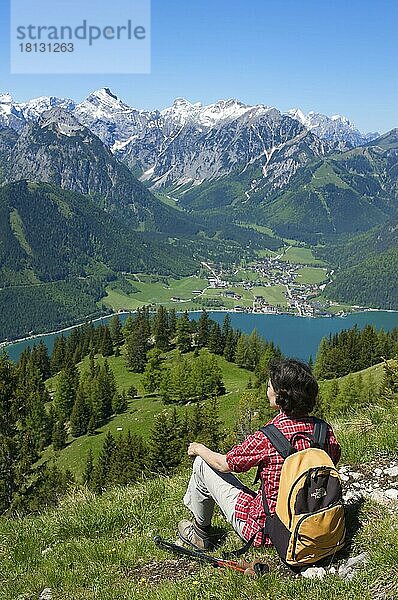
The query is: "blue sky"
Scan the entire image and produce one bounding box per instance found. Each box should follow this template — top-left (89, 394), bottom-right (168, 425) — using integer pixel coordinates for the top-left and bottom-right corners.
top-left (1, 0), bottom-right (397, 133)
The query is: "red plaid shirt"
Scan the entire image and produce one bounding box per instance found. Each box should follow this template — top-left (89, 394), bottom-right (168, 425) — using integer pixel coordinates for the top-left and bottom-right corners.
top-left (225, 412), bottom-right (341, 546)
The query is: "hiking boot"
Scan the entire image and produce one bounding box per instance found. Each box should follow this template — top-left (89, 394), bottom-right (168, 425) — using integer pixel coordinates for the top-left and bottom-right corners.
top-left (177, 519), bottom-right (213, 550)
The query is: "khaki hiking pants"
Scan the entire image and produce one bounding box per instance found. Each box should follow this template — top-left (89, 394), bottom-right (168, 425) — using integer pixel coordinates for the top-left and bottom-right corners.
top-left (183, 456), bottom-right (252, 539)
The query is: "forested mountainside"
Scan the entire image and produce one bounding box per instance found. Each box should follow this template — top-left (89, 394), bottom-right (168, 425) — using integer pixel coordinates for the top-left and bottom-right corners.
top-left (315, 212), bottom-right (398, 309)
top-left (1, 109), bottom-right (200, 236)
top-left (0, 181), bottom-right (197, 340)
top-left (178, 130), bottom-right (398, 239)
top-left (0, 181), bottom-right (196, 285)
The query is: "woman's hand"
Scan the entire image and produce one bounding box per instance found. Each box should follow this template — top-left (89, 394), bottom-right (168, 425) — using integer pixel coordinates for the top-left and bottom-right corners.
top-left (187, 442), bottom-right (203, 457)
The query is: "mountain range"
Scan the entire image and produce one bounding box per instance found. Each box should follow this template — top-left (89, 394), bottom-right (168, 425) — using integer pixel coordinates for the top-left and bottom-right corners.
top-left (0, 87), bottom-right (397, 329)
top-left (1, 88), bottom-right (393, 237)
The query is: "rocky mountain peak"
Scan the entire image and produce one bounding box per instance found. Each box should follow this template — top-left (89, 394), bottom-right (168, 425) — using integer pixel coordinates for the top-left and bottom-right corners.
top-left (39, 107), bottom-right (82, 130)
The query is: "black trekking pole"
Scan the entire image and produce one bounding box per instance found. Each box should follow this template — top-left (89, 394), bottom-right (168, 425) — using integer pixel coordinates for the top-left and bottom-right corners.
top-left (153, 535), bottom-right (269, 576)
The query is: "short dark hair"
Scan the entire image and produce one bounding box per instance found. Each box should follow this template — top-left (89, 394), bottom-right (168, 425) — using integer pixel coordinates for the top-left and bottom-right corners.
top-left (268, 358), bottom-right (318, 418)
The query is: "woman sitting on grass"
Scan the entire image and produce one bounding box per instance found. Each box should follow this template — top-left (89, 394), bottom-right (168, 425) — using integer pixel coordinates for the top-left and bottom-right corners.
top-left (178, 358), bottom-right (341, 549)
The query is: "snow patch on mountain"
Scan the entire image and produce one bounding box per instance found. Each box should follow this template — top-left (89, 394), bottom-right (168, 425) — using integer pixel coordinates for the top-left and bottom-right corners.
top-left (287, 108), bottom-right (379, 146)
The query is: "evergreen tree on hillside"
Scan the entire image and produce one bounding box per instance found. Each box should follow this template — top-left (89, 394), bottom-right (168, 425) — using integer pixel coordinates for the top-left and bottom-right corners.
top-left (109, 315), bottom-right (123, 348)
top-left (159, 366), bottom-right (173, 404)
top-left (31, 342), bottom-right (51, 381)
top-left (125, 321), bottom-right (149, 372)
top-left (332, 374), bottom-right (362, 416)
top-left (152, 306), bottom-right (170, 351)
top-left (17, 347), bottom-right (31, 374)
top-left (112, 390), bottom-right (128, 414)
top-left (142, 348), bottom-right (163, 394)
top-left (122, 314), bottom-right (135, 341)
top-left (176, 312), bottom-right (192, 353)
top-left (201, 397), bottom-right (224, 451)
top-left (100, 326), bottom-right (114, 357)
top-left (70, 386), bottom-right (91, 437)
top-left (207, 322), bottom-right (224, 355)
top-left (94, 360), bottom-right (116, 421)
top-left (109, 432), bottom-right (146, 485)
top-left (223, 329), bottom-right (237, 362)
top-left (189, 402), bottom-right (206, 440)
top-left (149, 410), bottom-right (182, 475)
top-left (169, 354), bottom-right (192, 403)
top-left (222, 314), bottom-right (232, 346)
top-left (235, 333), bottom-right (251, 370)
top-left (25, 390), bottom-right (51, 451)
top-left (53, 364), bottom-right (78, 421)
top-left (255, 343), bottom-right (283, 386)
top-left (196, 310), bottom-right (211, 348)
top-left (191, 350), bottom-right (225, 401)
top-left (92, 431), bottom-right (117, 492)
top-left (50, 335), bottom-right (66, 374)
top-left (52, 419), bottom-right (67, 451)
top-left (379, 357), bottom-right (398, 403)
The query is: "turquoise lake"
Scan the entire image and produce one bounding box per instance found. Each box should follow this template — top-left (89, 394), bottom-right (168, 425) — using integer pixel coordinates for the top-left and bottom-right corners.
top-left (3, 310), bottom-right (398, 363)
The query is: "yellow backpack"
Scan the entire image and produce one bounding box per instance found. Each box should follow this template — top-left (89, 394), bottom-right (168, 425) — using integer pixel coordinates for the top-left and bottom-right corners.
top-left (259, 419), bottom-right (346, 567)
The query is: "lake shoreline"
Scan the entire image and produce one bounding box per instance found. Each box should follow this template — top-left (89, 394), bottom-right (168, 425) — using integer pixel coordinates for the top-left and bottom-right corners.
top-left (2, 306), bottom-right (398, 351)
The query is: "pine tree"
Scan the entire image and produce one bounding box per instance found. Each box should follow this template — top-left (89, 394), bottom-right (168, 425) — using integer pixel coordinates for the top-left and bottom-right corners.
top-left (196, 310), bottom-right (211, 348)
top-left (94, 360), bottom-right (116, 421)
top-left (127, 385), bottom-right (138, 399)
top-left (50, 335), bottom-right (66, 375)
top-left (201, 398), bottom-right (224, 451)
top-left (142, 348), bottom-right (163, 394)
top-left (159, 367), bottom-right (173, 404)
top-left (333, 374), bottom-right (361, 416)
top-left (70, 386), bottom-right (91, 437)
top-left (112, 390), bottom-right (128, 414)
top-left (221, 314), bottom-right (232, 347)
top-left (125, 325), bottom-right (149, 372)
top-left (109, 315), bottom-right (124, 348)
top-left (223, 329), bottom-right (237, 362)
top-left (53, 364), bottom-right (78, 421)
top-left (122, 314), bottom-right (135, 341)
top-left (248, 330), bottom-right (266, 371)
top-left (92, 432), bottom-right (117, 492)
top-left (379, 356), bottom-right (398, 404)
top-left (176, 312), bottom-right (192, 353)
top-left (52, 420), bottom-right (67, 450)
top-left (87, 415), bottom-right (96, 435)
top-left (255, 344), bottom-right (281, 385)
top-left (149, 411), bottom-right (182, 475)
top-left (235, 333), bottom-right (251, 369)
top-left (152, 306), bottom-right (170, 351)
top-left (207, 322), bottom-right (223, 355)
top-left (168, 308), bottom-right (177, 340)
top-left (100, 326), bottom-right (114, 357)
top-left (31, 341), bottom-right (51, 381)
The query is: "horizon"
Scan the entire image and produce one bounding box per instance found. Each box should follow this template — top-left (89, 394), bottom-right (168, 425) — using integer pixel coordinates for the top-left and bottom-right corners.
top-left (0, 0), bottom-right (397, 134)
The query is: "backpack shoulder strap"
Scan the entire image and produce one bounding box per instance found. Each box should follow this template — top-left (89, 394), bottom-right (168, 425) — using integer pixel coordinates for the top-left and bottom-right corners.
top-left (259, 424), bottom-right (296, 460)
top-left (312, 417), bottom-right (328, 449)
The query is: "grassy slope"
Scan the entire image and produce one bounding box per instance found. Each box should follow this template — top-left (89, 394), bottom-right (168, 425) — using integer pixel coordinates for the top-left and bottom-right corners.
top-left (44, 352), bottom-right (252, 480)
top-left (4, 360), bottom-right (398, 598)
top-left (2, 449), bottom-right (397, 599)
